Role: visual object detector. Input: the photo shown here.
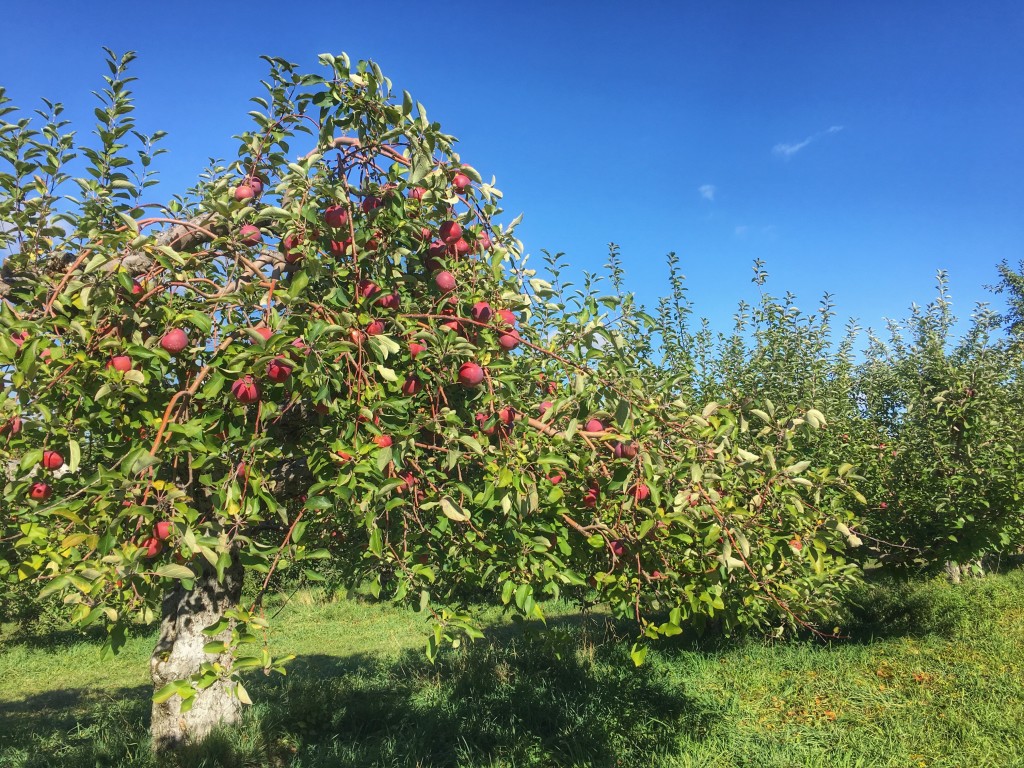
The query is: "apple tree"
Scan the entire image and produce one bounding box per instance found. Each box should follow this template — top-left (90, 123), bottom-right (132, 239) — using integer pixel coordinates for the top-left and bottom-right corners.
top-left (0, 51), bottom-right (863, 750)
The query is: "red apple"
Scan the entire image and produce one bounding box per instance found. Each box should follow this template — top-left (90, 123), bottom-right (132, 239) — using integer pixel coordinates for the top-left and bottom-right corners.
top-left (0, 417), bottom-right (22, 437)
top-left (329, 238), bottom-right (352, 257)
top-left (361, 196), bottom-right (382, 213)
top-left (290, 338), bottom-right (309, 356)
top-left (281, 234), bottom-right (302, 263)
top-left (584, 418), bottom-right (605, 433)
top-left (426, 241), bottom-right (447, 262)
top-left (141, 537), bottom-right (162, 558)
top-left (366, 320), bottom-right (385, 336)
top-left (409, 341), bottom-right (427, 358)
top-left (451, 172), bottom-right (471, 193)
top-left (108, 355), bottom-right (132, 372)
top-left (471, 301), bottom-right (493, 323)
top-left (548, 472), bottom-right (564, 485)
top-left (435, 271), bottom-right (456, 293)
top-left (498, 329), bottom-right (521, 351)
top-left (632, 483), bottom-right (651, 502)
top-left (252, 326), bottom-right (273, 343)
top-left (448, 238), bottom-right (471, 258)
top-left (439, 220), bottom-right (461, 244)
top-left (402, 376), bottom-right (422, 396)
top-left (376, 292), bottom-right (400, 310)
top-left (42, 450), bottom-right (64, 470)
top-left (614, 441), bottom-right (638, 460)
top-left (408, 187), bottom-right (426, 201)
top-left (610, 540), bottom-right (625, 557)
top-left (477, 231), bottom-right (493, 251)
top-left (160, 328), bottom-right (189, 355)
top-left (29, 482), bottom-right (51, 501)
top-left (497, 309), bottom-right (517, 328)
top-left (539, 401), bottom-right (553, 416)
top-left (235, 462), bottom-right (248, 480)
top-left (266, 358), bottom-right (293, 382)
top-left (396, 471), bottom-right (416, 494)
top-left (323, 205), bottom-right (349, 228)
top-left (458, 361), bottom-right (484, 388)
top-left (498, 406), bottom-right (515, 426)
top-left (234, 184), bottom-right (255, 202)
top-left (374, 435), bottom-right (393, 448)
top-left (154, 521), bottom-right (173, 541)
top-left (358, 279), bottom-right (381, 299)
top-left (475, 413), bottom-right (497, 436)
top-left (245, 177), bottom-right (264, 196)
top-left (336, 450), bottom-right (353, 462)
top-left (239, 225), bottom-right (262, 246)
top-left (230, 375), bottom-right (260, 404)
top-left (10, 330), bottom-right (27, 347)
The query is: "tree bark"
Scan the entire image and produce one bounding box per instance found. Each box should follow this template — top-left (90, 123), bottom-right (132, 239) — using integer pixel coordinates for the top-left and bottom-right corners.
top-left (150, 552), bottom-right (244, 752)
top-left (943, 557), bottom-right (986, 584)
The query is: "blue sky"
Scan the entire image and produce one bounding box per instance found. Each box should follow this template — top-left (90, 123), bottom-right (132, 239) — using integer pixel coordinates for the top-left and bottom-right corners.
top-left (2, 1), bottom-right (1021, 342)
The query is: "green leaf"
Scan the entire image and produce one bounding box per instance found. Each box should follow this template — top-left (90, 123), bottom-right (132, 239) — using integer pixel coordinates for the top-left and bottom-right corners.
top-left (440, 496), bottom-right (469, 522)
top-left (368, 527), bottom-right (383, 558)
top-left (68, 440), bottom-right (81, 473)
top-left (152, 681), bottom-right (182, 704)
top-left (409, 152), bottom-right (431, 185)
top-left (83, 253), bottom-right (109, 274)
top-left (457, 435), bottom-right (484, 455)
top-left (235, 681), bottom-right (253, 705)
top-left (630, 643), bottom-right (648, 667)
top-left (304, 496), bottom-right (333, 511)
top-left (155, 564), bottom-right (195, 579)
top-left (288, 270), bottom-right (309, 298)
top-left (805, 408), bottom-right (826, 429)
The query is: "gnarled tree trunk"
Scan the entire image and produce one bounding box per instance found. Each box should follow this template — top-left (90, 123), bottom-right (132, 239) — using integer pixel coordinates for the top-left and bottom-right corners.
top-left (150, 552), bottom-right (243, 752)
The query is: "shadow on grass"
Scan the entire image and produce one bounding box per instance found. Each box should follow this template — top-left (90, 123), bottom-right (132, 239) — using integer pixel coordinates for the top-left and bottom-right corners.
top-left (0, 620), bottom-right (722, 768)
top-left (838, 567), bottom-right (1024, 643)
top-left (246, 634), bottom-right (721, 767)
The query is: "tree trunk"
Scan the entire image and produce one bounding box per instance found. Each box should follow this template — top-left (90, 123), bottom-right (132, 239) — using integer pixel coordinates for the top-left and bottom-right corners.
top-left (150, 552), bottom-right (244, 752)
top-left (943, 557), bottom-right (986, 584)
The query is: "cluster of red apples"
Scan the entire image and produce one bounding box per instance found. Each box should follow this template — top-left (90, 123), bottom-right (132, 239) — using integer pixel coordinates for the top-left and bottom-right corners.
top-left (216, 169), bottom-right (524, 406)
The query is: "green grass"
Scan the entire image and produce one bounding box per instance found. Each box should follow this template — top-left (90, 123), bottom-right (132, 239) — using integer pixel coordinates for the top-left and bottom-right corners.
top-left (2, 571), bottom-right (1023, 767)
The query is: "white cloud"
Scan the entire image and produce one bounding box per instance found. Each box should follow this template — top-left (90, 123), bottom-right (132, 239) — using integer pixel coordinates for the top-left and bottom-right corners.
top-left (698, 184), bottom-right (716, 201)
top-left (772, 125), bottom-right (844, 159)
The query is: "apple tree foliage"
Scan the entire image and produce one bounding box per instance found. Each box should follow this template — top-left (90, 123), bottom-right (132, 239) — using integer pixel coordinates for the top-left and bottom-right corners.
top-left (0, 51), bottom-right (863, 745)
top-left (657, 257), bottom-right (1024, 575)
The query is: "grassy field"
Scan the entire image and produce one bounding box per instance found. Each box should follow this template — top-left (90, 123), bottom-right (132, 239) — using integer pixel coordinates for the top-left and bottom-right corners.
top-left (1, 571), bottom-right (1023, 767)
